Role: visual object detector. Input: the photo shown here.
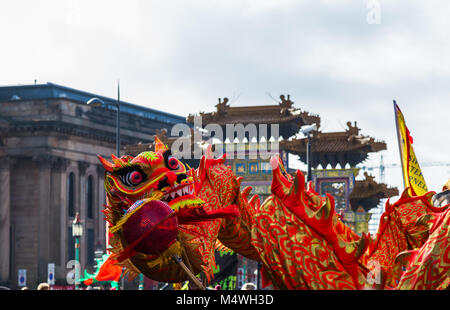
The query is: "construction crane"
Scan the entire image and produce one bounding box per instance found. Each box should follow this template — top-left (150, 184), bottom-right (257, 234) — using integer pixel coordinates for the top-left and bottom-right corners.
top-left (358, 156), bottom-right (450, 184)
top-left (362, 158), bottom-right (450, 235)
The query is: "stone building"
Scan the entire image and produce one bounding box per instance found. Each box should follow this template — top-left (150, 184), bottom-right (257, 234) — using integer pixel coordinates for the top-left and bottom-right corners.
top-left (0, 82), bottom-right (186, 288)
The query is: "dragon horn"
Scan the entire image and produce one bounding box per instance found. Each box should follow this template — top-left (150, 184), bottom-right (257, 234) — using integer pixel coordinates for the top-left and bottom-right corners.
top-left (205, 144), bottom-right (213, 159)
top-left (242, 186), bottom-right (253, 200)
top-left (219, 152), bottom-right (227, 163)
top-left (395, 249), bottom-right (417, 267)
top-left (154, 136), bottom-right (167, 153)
top-left (270, 154), bottom-right (280, 170)
top-left (306, 180), bottom-right (316, 193)
top-left (98, 155), bottom-right (115, 172)
top-left (197, 156), bottom-right (206, 180)
top-left (249, 195), bottom-right (261, 210)
top-left (111, 154), bottom-right (127, 167)
top-left (290, 169), bottom-right (306, 199)
top-left (399, 187), bottom-right (412, 200)
top-left (270, 155), bottom-right (292, 199)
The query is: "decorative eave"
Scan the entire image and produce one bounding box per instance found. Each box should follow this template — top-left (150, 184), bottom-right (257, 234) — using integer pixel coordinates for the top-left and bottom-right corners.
top-left (187, 95), bottom-right (321, 139)
top-left (281, 121), bottom-right (386, 168)
top-left (349, 172), bottom-right (399, 212)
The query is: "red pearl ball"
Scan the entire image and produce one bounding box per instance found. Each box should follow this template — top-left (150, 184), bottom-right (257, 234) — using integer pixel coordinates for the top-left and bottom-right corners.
top-left (122, 200), bottom-right (178, 255)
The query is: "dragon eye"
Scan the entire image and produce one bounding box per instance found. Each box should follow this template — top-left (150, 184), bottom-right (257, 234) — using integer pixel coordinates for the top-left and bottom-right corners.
top-left (122, 170), bottom-right (144, 186)
top-left (167, 157), bottom-right (179, 170)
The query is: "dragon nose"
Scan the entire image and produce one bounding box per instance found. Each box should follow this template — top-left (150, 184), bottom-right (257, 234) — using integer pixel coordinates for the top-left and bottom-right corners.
top-left (166, 171), bottom-right (177, 186)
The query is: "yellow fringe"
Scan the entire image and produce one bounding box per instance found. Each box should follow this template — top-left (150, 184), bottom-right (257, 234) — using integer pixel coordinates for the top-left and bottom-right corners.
top-left (170, 198), bottom-right (205, 212)
top-left (146, 241), bottom-right (183, 269)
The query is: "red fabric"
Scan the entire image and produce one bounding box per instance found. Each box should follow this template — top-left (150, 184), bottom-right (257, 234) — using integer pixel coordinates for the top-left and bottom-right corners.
top-left (95, 256), bottom-right (123, 283)
top-left (266, 168), bottom-right (367, 289)
top-left (260, 264), bottom-right (273, 289)
top-left (177, 204), bottom-right (240, 225)
top-left (115, 213), bottom-right (176, 262)
top-left (84, 278), bottom-right (93, 286)
top-left (122, 200), bottom-right (178, 255)
top-left (405, 126), bottom-right (413, 144)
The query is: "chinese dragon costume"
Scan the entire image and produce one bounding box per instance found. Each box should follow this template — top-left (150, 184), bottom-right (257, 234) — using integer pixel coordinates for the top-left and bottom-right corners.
top-left (98, 137), bottom-right (449, 290)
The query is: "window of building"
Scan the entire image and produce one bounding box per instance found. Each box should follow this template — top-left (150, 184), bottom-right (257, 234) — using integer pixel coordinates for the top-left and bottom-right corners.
top-left (67, 172), bottom-right (75, 217)
top-left (87, 229), bottom-right (95, 268)
top-left (87, 175), bottom-right (94, 219)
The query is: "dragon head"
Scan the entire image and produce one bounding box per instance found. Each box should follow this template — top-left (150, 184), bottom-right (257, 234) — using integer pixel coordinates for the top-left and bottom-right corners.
top-left (99, 137), bottom-right (202, 217)
top-left (99, 137), bottom-right (239, 283)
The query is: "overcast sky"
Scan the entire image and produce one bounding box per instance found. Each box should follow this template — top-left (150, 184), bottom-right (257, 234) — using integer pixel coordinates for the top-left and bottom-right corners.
top-left (0, 0), bottom-right (449, 197)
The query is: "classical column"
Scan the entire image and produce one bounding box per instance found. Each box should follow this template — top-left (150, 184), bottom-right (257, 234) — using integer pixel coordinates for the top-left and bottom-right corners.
top-left (97, 165), bottom-right (107, 251)
top-left (49, 157), bottom-right (70, 269)
top-left (32, 154), bottom-right (52, 283)
top-left (0, 157), bottom-right (11, 283)
top-left (78, 161), bottom-right (89, 270)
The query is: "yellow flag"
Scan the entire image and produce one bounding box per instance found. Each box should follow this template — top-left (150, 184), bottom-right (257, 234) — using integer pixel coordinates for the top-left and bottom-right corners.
top-left (394, 101), bottom-right (428, 196)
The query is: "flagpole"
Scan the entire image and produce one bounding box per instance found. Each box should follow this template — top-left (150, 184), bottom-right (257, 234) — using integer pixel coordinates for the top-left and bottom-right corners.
top-left (393, 100), bottom-right (407, 188)
top-left (116, 79), bottom-right (120, 157)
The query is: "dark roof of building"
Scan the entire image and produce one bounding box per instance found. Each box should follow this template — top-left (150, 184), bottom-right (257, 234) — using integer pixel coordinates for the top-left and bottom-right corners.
top-left (281, 121), bottom-right (386, 168)
top-left (0, 82), bottom-right (186, 125)
top-left (187, 95), bottom-right (320, 139)
top-left (349, 172), bottom-right (399, 212)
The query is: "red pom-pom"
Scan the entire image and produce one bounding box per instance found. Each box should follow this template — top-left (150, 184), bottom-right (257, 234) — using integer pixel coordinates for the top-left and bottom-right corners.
top-left (122, 200), bottom-right (178, 255)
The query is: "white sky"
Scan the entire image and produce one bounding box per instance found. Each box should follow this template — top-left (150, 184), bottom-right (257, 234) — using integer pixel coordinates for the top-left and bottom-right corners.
top-left (0, 0), bottom-right (449, 199)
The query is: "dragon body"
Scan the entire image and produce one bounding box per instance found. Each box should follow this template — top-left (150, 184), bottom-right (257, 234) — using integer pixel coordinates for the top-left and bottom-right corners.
top-left (98, 137), bottom-right (449, 289)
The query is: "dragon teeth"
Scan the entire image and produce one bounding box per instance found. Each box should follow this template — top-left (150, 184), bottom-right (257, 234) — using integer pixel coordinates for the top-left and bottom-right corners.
top-left (161, 183), bottom-right (195, 203)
